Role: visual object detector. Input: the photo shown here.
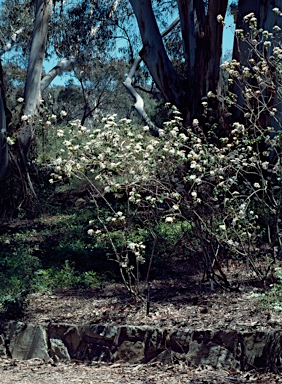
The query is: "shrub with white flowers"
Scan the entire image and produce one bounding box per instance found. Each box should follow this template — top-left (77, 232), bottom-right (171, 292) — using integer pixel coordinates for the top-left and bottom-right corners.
top-left (47, 9), bottom-right (282, 295)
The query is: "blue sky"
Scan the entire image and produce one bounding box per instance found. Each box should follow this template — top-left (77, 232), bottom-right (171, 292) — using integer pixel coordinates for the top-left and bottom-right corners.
top-left (223, 12), bottom-right (235, 55)
top-left (43, 11), bottom-right (236, 87)
top-left (2, 4), bottom-right (236, 87)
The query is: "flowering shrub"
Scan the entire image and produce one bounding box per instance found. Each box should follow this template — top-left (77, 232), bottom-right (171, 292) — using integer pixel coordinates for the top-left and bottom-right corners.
top-left (47, 112), bottom-right (270, 294)
top-left (47, 9), bottom-right (282, 296)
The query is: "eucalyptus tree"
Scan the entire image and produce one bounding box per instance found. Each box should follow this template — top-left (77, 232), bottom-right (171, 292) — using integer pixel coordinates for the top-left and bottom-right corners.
top-left (0, 0), bottom-right (123, 217)
top-left (0, 0), bottom-right (121, 177)
top-left (127, 0), bottom-right (229, 124)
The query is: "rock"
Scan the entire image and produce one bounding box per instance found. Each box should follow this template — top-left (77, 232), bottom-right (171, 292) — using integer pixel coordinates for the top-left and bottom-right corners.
top-left (113, 340), bottom-right (145, 363)
top-left (8, 323), bottom-right (49, 361)
top-left (49, 338), bottom-right (70, 361)
top-left (2, 321), bottom-right (282, 372)
top-left (48, 324), bottom-right (81, 356)
top-left (240, 331), bottom-right (282, 371)
top-left (0, 334), bottom-right (6, 356)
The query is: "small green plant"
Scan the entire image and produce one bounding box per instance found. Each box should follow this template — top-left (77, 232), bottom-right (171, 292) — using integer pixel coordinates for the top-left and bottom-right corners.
top-left (0, 245), bottom-right (40, 314)
top-left (260, 267), bottom-right (282, 311)
top-left (32, 260), bottom-right (100, 291)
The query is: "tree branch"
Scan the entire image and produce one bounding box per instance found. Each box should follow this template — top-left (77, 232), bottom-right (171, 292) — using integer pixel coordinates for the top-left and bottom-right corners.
top-left (123, 16), bottom-right (180, 136)
top-left (123, 55), bottom-right (159, 136)
top-left (40, 57), bottom-right (77, 92)
top-left (41, 0), bottom-right (120, 91)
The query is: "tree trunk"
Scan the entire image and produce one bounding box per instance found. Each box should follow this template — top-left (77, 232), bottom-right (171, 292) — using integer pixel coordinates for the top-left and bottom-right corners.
top-left (177, 0), bottom-right (227, 121)
top-left (0, 90), bottom-right (8, 179)
top-left (128, 0), bottom-right (186, 113)
top-left (129, 0), bottom-right (227, 123)
top-left (18, 0), bottom-right (52, 163)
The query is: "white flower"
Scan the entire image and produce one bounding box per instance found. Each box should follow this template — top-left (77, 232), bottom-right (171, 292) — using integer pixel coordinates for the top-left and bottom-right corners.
top-left (219, 224), bottom-right (226, 231)
top-left (261, 161), bottom-right (269, 170)
top-left (172, 204), bottom-right (179, 211)
top-left (174, 116), bottom-right (183, 121)
top-left (191, 191), bottom-right (197, 198)
top-left (60, 110), bottom-right (67, 117)
top-left (254, 182), bottom-right (260, 188)
top-left (6, 137), bottom-right (14, 145)
top-left (17, 97), bottom-right (24, 103)
top-left (179, 133), bottom-right (188, 141)
top-left (127, 242), bottom-right (136, 250)
top-left (207, 91), bottom-right (215, 98)
top-left (217, 14), bottom-right (224, 24)
top-left (165, 216), bottom-right (174, 223)
top-left (21, 115), bottom-right (28, 121)
top-left (87, 229), bottom-right (94, 236)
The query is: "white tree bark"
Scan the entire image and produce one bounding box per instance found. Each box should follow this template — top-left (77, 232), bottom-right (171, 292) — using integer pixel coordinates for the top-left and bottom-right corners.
top-left (40, 57), bottom-right (77, 92)
top-left (0, 90), bottom-right (8, 178)
top-left (123, 55), bottom-right (159, 136)
top-left (18, 0), bottom-right (52, 159)
top-left (123, 17), bottom-right (180, 135)
top-left (23, 0), bottom-right (52, 117)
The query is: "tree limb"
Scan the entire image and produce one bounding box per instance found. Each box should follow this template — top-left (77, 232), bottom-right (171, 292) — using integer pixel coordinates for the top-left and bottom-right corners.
top-left (123, 55), bottom-right (159, 136)
top-left (40, 57), bottom-right (77, 92)
top-left (41, 0), bottom-right (120, 91)
top-left (123, 17), bottom-right (180, 136)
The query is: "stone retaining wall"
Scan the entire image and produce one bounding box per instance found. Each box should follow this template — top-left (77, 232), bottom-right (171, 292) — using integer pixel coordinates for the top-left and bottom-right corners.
top-left (0, 321), bottom-right (282, 371)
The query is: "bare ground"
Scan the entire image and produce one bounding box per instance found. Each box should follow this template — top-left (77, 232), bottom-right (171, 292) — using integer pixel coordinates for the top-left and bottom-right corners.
top-left (2, 270), bottom-right (282, 383)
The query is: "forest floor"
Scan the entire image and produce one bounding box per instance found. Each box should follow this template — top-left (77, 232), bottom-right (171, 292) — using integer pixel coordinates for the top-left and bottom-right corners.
top-left (1, 206), bottom-right (282, 382)
top-left (2, 271), bottom-right (282, 383)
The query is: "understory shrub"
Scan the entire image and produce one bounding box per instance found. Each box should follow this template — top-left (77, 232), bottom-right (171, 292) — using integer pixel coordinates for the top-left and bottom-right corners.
top-left (32, 260), bottom-right (100, 291)
top-left (0, 245), bottom-right (40, 319)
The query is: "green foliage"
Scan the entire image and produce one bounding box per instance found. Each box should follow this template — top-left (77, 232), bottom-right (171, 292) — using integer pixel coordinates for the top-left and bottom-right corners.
top-left (0, 245), bottom-right (40, 296)
top-left (32, 260), bottom-right (100, 291)
top-left (0, 245), bottom-right (38, 319)
top-left (260, 268), bottom-right (282, 312)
